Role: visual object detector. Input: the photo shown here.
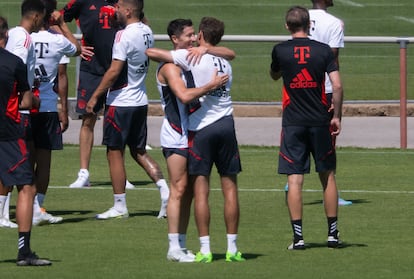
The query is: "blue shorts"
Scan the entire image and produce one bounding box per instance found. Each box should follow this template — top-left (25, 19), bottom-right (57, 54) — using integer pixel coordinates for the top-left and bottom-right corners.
top-left (103, 105), bottom-right (148, 149)
top-left (278, 125), bottom-right (336, 175)
top-left (0, 139), bottom-right (33, 187)
top-left (188, 115), bottom-right (241, 176)
top-left (31, 112), bottom-right (63, 150)
top-left (76, 71), bottom-right (106, 115)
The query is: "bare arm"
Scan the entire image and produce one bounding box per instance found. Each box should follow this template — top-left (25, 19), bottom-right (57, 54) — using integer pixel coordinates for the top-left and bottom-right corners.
top-left (328, 70), bottom-right (343, 136)
top-left (160, 64), bottom-right (228, 104)
top-left (57, 63), bottom-right (69, 132)
top-left (186, 45), bottom-right (236, 65)
top-left (269, 68), bottom-right (282, 81)
top-left (19, 90), bottom-right (33, 110)
top-left (86, 59), bottom-right (125, 113)
top-left (146, 48), bottom-right (173, 63)
top-left (51, 10), bottom-right (81, 56)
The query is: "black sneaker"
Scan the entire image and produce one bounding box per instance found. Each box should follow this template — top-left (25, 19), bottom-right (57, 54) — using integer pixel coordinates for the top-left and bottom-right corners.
top-left (287, 239), bottom-right (305, 250)
top-left (327, 235), bottom-right (342, 248)
top-left (16, 252), bottom-right (52, 266)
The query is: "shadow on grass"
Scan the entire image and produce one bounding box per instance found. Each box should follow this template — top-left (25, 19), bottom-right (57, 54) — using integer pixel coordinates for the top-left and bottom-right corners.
top-left (212, 253), bottom-right (263, 261)
top-left (129, 210), bottom-right (160, 218)
top-left (89, 180), bottom-right (154, 187)
top-left (305, 242), bottom-right (368, 249)
top-left (305, 199), bottom-right (371, 206)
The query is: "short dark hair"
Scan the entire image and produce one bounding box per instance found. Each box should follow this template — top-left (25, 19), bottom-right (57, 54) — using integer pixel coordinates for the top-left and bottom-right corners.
top-left (21, 0), bottom-right (45, 17)
top-left (0, 16), bottom-right (8, 40)
top-left (167, 18), bottom-right (193, 39)
top-left (285, 6), bottom-right (309, 33)
top-left (198, 17), bottom-right (224, 46)
top-left (123, 0), bottom-right (143, 19)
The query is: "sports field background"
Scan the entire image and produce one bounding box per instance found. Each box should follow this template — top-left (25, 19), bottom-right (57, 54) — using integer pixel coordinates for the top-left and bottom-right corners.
top-left (0, 0), bottom-right (413, 102)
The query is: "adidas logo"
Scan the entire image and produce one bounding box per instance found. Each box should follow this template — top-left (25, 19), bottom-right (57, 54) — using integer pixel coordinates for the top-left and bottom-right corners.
top-left (289, 68), bottom-right (317, 89)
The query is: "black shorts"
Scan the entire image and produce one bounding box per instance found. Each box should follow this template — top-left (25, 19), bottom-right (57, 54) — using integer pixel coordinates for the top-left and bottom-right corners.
top-left (278, 125), bottom-right (336, 175)
top-left (0, 139), bottom-right (33, 187)
top-left (103, 105), bottom-right (148, 149)
top-left (76, 71), bottom-right (106, 114)
top-left (162, 147), bottom-right (188, 159)
top-left (20, 113), bottom-right (33, 141)
top-left (31, 112), bottom-right (63, 150)
top-left (188, 115), bottom-right (241, 176)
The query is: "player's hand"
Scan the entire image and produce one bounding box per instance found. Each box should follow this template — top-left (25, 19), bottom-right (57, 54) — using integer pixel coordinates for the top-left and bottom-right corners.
top-left (49, 10), bottom-right (64, 26)
top-left (211, 70), bottom-right (229, 89)
top-left (330, 117), bottom-right (341, 136)
top-left (186, 46), bottom-right (208, 65)
top-left (59, 110), bottom-right (69, 133)
top-left (86, 97), bottom-right (97, 114)
top-left (81, 46), bottom-right (94, 61)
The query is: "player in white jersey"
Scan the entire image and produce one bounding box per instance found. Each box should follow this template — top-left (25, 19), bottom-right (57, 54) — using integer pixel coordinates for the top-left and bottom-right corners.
top-left (308, 0), bottom-right (351, 206)
top-left (147, 18), bottom-right (231, 262)
top-left (86, 0), bottom-right (170, 220)
top-left (30, 0), bottom-right (81, 225)
top-left (170, 17), bottom-right (244, 263)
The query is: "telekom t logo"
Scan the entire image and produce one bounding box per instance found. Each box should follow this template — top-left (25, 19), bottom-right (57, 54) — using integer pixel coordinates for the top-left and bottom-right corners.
top-left (294, 46), bottom-right (310, 64)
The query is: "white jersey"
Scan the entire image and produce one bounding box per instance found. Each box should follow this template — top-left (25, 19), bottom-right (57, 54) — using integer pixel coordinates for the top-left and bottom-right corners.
top-left (171, 49), bottom-right (233, 131)
top-left (107, 22), bottom-right (154, 107)
top-left (309, 9), bottom-right (344, 93)
top-left (157, 63), bottom-right (188, 148)
top-left (6, 26), bottom-right (36, 114)
top-left (31, 30), bottom-right (78, 112)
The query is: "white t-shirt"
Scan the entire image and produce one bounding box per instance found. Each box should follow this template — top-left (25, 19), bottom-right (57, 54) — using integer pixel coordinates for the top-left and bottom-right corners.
top-left (107, 22), bottom-right (154, 107)
top-left (309, 9), bottom-right (344, 93)
top-left (157, 63), bottom-right (188, 148)
top-left (31, 30), bottom-right (78, 112)
top-left (6, 26), bottom-right (36, 114)
top-left (171, 49), bottom-right (233, 131)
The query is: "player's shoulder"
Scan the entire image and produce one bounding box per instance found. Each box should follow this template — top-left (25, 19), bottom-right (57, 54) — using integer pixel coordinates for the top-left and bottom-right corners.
top-left (0, 48), bottom-right (23, 64)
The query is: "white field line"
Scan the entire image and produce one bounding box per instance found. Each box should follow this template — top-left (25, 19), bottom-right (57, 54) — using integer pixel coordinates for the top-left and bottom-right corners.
top-left (48, 186), bottom-right (414, 194)
top-left (336, 0), bottom-right (364, 7)
top-left (394, 16), bottom-right (414, 24)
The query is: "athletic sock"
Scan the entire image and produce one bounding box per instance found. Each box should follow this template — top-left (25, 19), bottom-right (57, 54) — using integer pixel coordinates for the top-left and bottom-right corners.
top-left (156, 179), bottom-right (170, 201)
top-left (291, 219), bottom-right (303, 242)
top-left (33, 195), bottom-right (42, 217)
top-left (199, 235), bottom-right (211, 254)
top-left (0, 195), bottom-right (6, 218)
top-left (179, 233), bottom-right (187, 249)
top-left (113, 193), bottom-right (127, 212)
top-left (168, 233), bottom-right (181, 251)
top-left (37, 193), bottom-right (46, 208)
top-left (18, 231), bottom-right (31, 259)
top-left (227, 234), bottom-right (238, 254)
top-left (327, 216), bottom-right (338, 237)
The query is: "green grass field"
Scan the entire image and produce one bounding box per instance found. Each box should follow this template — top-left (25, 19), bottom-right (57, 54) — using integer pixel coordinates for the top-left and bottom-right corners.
top-left (1, 0), bottom-right (413, 101)
top-left (0, 146), bottom-right (414, 278)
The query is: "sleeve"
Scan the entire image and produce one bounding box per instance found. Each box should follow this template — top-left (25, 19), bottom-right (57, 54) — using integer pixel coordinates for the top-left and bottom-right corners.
top-left (62, 0), bottom-right (83, 22)
top-left (171, 49), bottom-right (190, 71)
top-left (270, 45), bottom-right (280, 73)
top-left (326, 46), bottom-right (339, 74)
top-left (58, 35), bottom-right (78, 57)
top-left (328, 19), bottom-right (344, 48)
top-left (5, 30), bottom-right (29, 64)
top-left (111, 31), bottom-right (127, 61)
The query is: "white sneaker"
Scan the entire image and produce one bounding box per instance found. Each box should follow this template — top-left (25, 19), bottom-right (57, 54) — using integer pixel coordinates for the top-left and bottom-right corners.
top-left (125, 180), bottom-right (135, 189)
top-left (96, 207), bottom-right (129, 220)
top-left (32, 208), bottom-right (63, 226)
top-left (167, 248), bottom-right (195, 263)
top-left (69, 169), bottom-right (90, 188)
top-left (0, 217), bottom-right (18, 228)
top-left (157, 199), bottom-right (168, 219)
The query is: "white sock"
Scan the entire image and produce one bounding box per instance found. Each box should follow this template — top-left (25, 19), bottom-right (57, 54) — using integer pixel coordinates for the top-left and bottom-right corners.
top-left (0, 195), bottom-right (7, 218)
top-left (37, 193), bottom-right (46, 208)
top-left (227, 234), bottom-right (238, 254)
top-left (3, 192), bottom-right (11, 220)
top-left (33, 194), bottom-right (42, 216)
top-left (156, 179), bottom-right (170, 201)
top-left (179, 234), bottom-right (187, 249)
top-left (199, 235), bottom-right (211, 254)
top-left (113, 193), bottom-right (127, 212)
top-left (168, 233), bottom-right (181, 251)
